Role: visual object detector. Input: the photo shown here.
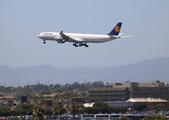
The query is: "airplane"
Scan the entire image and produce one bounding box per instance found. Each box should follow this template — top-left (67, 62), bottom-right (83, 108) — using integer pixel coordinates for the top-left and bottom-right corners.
top-left (38, 22), bottom-right (130, 47)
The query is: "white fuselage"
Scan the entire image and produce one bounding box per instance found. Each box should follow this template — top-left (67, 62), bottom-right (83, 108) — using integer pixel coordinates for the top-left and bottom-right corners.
top-left (38, 32), bottom-right (119, 43)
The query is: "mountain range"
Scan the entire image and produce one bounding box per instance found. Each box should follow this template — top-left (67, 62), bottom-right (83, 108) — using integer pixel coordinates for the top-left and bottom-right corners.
top-left (0, 57), bottom-right (169, 86)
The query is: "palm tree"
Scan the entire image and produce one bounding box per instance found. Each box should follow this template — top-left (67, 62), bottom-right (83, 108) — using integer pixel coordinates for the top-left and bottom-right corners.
top-left (69, 101), bottom-right (78, 119)
top-left (52, 105), bottom-right (59, 119)
top-left (78, 103), bottom-right (85, 115)
top-left (69, 101), bottom-right (85, 119)
top-left (52, 103), bottom-right (66, 119)
top-left (62, 91), bottom-right (73, 113)
top-left (33, 105), bottom-right (45, 120)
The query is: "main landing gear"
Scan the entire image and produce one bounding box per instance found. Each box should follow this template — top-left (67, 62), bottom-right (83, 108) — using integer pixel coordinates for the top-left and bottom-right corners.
top-left (84, 44), bottom-right (89, 47)
top-left (73, 43), bottom-right (89, 47)
top-left (73, 43), bottom-right (78, 47)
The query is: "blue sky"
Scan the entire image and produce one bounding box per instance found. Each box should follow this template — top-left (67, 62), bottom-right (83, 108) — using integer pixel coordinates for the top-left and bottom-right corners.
top-left (0, 0), bottom-right (169, 68)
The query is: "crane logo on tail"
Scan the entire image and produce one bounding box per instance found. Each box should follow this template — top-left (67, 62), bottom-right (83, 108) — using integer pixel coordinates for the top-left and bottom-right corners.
top-left (115, 26), bottom-right (120, 32)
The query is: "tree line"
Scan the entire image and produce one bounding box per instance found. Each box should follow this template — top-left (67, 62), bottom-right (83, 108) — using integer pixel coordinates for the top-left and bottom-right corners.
top-left (0, 81), bottom-right (105, 94)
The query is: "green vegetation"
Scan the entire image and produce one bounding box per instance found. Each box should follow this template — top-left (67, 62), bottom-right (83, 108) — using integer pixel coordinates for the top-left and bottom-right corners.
top-left (93, 101), bottom-right (109, 107)
top-left (33, 105), bottom-right (45, 120)
top-left (154, 104), bottom-right (165, 113)
top-left (0, 101), bottom-right (84, 119)
top-left (52, 103), bottom-right (66, 118)
top-left (141, 114), bottom-right (167, 120)
top-left (15, 103), bottom-right (34, 115)
top-left (85, 102), bottom-right (127, 114)
top-left (0, 105), bottom-right (13, 116)
top-left (0, 81), bottom-right (105, 94)
top-left (132, 102), bottom-right (147, 111)
top-left (69, 101), bottom-right (85, 118)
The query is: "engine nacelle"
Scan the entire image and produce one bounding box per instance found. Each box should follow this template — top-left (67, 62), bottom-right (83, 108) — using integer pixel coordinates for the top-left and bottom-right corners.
top-left (54, 36), bottom-right (65, 43)
top-left (57, 39), bottom-right (65, 43)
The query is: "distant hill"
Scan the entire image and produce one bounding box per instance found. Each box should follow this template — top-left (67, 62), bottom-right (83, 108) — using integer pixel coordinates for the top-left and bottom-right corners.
top-left (0, 57), bottom-right (169, 86)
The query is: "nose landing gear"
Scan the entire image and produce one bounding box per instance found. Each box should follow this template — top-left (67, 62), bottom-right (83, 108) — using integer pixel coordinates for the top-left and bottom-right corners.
top-left (43, 40), bottom-right (46, 44)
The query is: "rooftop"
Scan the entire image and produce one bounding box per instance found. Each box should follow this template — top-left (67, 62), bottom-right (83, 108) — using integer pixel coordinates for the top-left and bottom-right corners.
top-left (126, 97), bottom-right (167, 102)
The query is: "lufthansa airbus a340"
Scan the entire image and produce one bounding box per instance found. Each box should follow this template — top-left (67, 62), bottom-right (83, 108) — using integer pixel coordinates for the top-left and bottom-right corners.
top-left (38, 22), bottom-right (130, 47)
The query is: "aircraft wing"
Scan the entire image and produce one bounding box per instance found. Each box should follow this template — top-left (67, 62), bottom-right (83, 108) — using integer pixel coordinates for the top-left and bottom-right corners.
top-left (59, 31), bottom-right (83, 43)
top-left (60, 31), bottom-right (69, 41)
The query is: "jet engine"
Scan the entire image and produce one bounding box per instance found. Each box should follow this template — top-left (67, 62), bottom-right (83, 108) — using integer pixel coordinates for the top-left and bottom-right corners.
top-left (54, 36), bottom-right (66, 43)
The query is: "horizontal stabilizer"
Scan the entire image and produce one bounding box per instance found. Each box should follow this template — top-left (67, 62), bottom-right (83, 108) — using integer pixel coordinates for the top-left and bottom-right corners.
top-left (120, 35), bottom-right (132, 38)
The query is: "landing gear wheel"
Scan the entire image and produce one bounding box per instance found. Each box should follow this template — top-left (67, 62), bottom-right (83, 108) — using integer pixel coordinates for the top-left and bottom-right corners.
top-left (73, 43), bottom-right (78, 47)
top-left (43, 41), bottom-right (46, 44)
top-left (85, 44), bottom-right (89, 47)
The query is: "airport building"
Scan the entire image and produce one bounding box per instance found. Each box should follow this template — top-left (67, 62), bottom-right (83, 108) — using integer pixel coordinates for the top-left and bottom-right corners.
top-left (88, 81), bottom-right (169, 102)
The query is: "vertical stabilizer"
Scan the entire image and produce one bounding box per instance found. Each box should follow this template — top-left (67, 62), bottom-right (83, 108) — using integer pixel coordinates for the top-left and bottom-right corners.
top-left (107, 22), bottom-right (122, 35)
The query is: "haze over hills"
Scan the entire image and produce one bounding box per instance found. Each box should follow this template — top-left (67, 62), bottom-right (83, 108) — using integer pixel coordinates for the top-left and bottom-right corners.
top-left (0, 57), bottom-right (169, 86)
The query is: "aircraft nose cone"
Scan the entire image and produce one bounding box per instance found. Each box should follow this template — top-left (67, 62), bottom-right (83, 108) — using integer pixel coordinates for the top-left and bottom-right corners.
top-left (38, 34), bottom-right (41, 38)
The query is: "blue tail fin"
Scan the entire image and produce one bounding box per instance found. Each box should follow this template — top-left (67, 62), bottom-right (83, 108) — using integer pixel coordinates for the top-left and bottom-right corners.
top-left (107, 22), bottom-right (122, 35)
